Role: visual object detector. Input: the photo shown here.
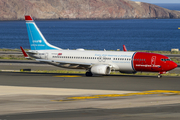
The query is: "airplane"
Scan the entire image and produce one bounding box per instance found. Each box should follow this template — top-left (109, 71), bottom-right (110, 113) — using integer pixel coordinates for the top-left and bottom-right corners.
top-left (21, 15), bottom-right (177, 78)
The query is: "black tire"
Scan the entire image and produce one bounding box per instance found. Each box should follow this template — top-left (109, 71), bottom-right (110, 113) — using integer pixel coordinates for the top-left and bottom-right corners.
top-left (86, 72), bottom-right (93, 76)
top-left (158, 74), bottom-right (162, 78)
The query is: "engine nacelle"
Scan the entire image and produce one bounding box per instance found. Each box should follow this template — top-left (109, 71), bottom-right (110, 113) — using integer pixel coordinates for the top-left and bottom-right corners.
top-left (91, 65), bottom-right (111, 75)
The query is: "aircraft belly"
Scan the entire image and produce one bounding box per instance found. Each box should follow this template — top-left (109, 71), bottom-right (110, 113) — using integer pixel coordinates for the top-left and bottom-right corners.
top-left (118, 62), bottom-right (134, 72)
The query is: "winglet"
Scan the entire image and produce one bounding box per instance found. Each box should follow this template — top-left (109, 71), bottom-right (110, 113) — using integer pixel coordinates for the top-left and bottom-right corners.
top-left (20, 46), bottom-right (29, 58)
top-left (123, 45), bottom-right (127, 52)
top-left (25, 15), bottom-right (33, 22)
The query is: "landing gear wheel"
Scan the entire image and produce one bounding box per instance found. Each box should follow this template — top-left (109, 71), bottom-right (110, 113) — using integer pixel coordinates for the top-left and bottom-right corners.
top-left (86, 72), bottom-right (93, 77)
top-left (158, 74), bottom-right (162, 78)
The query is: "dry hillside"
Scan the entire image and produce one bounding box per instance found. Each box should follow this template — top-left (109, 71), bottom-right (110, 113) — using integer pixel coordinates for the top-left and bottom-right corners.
top-left (0, 0), bottom-right (180, 20)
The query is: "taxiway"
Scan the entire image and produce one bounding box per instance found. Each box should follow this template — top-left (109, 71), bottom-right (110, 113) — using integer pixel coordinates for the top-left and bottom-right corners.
top-left (0, 72), bottom-right (180, 120)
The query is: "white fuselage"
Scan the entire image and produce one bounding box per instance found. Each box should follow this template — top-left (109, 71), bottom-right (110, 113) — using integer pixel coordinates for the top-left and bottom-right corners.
top-left (30, 49), bottom-right (136, 72)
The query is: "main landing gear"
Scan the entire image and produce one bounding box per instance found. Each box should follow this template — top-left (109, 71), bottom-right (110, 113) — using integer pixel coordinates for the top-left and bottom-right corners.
top-left (86, 72), bottom-right (93, 76)
top-left (86, 69), bottom-right (93, 76)
top-left (158, 71), bottom-right (166, 78)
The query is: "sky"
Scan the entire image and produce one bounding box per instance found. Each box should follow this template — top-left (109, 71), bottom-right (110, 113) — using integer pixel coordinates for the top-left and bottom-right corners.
top-left (131, 0), bottom-right (180, 3)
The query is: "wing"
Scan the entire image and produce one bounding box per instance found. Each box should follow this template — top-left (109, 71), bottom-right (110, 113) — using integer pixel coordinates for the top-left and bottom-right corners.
top-left (36, 59), bottom-right (92, 68)
top-left (123, 45), bottom-right (127, 52)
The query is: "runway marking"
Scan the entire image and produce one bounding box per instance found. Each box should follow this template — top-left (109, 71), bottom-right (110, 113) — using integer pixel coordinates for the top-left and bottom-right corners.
top-left (53, 75), bottom-right (82, 77)
top-left (53, 90), bottom-right (180, 102)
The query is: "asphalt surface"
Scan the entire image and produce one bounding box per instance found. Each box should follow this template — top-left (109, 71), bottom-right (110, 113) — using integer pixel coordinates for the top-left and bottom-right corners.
top-left (1, 103), bottom-right (180, 120)
top-left (0, 61), bottom-right (180, 120)
top-left (0, 72), bottom-right (180, 91)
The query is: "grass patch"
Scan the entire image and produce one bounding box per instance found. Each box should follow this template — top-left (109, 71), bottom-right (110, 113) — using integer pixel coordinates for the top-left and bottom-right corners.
top-left (30, 70), bottom-right (86, 74)
top-left (0, 48), bottom-right (29, 52)
top-left (171, 57), bottom-right (180, 63)
top-left (0, 55), bottom-right (27, 60)
top-left (0, 48), bottom-right (20, 52)
top-left (1, 48), bottom-right (180, 54)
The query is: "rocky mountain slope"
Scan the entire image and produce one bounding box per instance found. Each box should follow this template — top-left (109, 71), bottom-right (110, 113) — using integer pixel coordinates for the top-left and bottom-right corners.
top-left (0, 0), bottom-right (180, 20)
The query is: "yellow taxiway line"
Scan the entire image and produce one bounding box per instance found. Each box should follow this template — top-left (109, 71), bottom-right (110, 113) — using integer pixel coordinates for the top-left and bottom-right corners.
top-left (53, 90), bottom-right (180, 102)
top-left (53, 75), bottom-right (82, 77)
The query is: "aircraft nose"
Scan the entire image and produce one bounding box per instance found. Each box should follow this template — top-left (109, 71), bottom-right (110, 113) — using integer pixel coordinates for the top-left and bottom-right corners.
top-left (169, 61), bottom-right (178, 70)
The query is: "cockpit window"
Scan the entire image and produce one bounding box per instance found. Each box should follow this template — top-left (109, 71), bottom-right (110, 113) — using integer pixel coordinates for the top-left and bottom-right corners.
top-left (161, 58), bottom-right (171, 61)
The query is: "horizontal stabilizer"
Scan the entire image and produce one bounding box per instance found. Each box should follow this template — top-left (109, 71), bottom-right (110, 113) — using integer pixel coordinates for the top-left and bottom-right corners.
top-left (20, 46), bottom-right (31, 59)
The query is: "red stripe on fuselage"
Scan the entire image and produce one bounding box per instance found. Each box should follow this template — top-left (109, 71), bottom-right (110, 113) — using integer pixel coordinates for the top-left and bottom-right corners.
top-left (133, 52), bottom-right (177, 72)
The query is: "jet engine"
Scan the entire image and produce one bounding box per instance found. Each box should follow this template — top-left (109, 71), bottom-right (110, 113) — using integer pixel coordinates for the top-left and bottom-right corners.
top-left (91, 65), bottom-right (111, 75)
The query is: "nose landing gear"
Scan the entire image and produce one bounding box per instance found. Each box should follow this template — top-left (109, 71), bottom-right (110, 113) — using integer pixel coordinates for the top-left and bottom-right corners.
top-left (158, 71), bottom-right (167, 78)
top-left (158, 74), bottom-right (162, 78)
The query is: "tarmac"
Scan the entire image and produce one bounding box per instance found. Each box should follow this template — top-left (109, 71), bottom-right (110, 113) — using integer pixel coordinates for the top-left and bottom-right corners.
top-left (0, 71), bottom-right (180, 120)
top-left (0, 58), bottom-right (180, 120)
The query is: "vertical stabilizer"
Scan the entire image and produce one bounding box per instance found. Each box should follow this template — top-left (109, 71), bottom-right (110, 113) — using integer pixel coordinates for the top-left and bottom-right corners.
top-left (25, 15), bottom-right (61, 50)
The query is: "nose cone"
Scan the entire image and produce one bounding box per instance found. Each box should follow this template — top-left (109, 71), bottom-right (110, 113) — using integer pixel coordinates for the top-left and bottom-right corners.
top-left (169, 61), bottom-right (178, 70)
